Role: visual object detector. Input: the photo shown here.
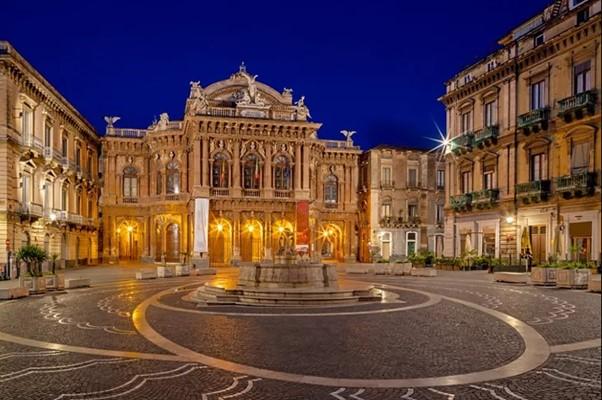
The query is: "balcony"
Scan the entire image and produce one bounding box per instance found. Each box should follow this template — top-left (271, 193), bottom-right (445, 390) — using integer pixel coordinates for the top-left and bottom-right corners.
top-left (19, 203), bottom-right (43, 218)
top-left (474, 125), bottom-right (499, 149)
top-left (210, 188), bottom-right (230, 197)
top-left (68, 213), bottom-right (84, 225)
top-left (379, 216), bottom-right (401, 228)
top-left (324, 201), bottom-right (338, 209)
top-left (517, 108), bottom-right (549, 135)
top-left (450, 194), bottom-right (472, 212)
top-left (57, 210), bottom-right (69, 222)
top-left (122, 197), bottom-right (138, 204)
top-left (164, 193), bottom-right (185, 201)
top-left (557, 90), bottom-right (597, 122)
top-left (274, 190), bottom-right (292, 198)
top-left (471, 189), bottom-right (499, 209)
top-left (448, 132), bottom-right (474, 155)
top-left (556, 171), bottom-right (596, 198)
top-left (516, 180), bottom-right (551, 204)
top-left (380, 181), bottom-right (394, 190)
top-left (242, 189), bottom-right (261, 198)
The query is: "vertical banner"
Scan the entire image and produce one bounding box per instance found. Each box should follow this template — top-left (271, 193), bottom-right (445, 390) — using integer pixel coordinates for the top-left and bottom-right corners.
top-left (194, 198), bottom-right (209, 253)
top-left (296, 201), bottom-right (310, 253)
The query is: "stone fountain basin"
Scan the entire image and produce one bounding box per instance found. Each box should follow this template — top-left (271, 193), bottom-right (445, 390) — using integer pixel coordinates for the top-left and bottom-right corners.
top-left (238, 263), bottom-right (338, 289)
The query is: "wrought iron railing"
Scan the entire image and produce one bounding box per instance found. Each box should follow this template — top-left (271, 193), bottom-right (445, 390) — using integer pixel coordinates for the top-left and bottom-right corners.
top-left (471, 189), bottom-right (499, 206)
top-left (210, 188), bottom-right (230, 197)
top-left (558, 90), bottom-right (597, 113)
top-left (449, 132), bottom-right (474, 154)
top-left (450, 193), bottom-right (472, 210)
top-left (517, 107), bottom-right (549, 129)
top-left (556, 171), bottom-right (595, 192)
top-left (474, 125), bottom-right (499, 147)
top-left (242, 189), bottom-right (261, 197)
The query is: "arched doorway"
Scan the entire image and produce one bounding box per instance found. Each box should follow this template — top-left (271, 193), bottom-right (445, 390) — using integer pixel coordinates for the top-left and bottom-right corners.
top-left (319, 223), bottom-right (343, 262)
top-left (165, 223), bottom-right (180, 262)
top-left (117, 221), bottom-right (140, 261)
top-left (241, 219), bottom-right (262, 263)
top-left (272, 219), bottom-right (294, 256)
top-left (154, 226), bottom-right (163, 261)
top-left (209, 218), bottom-right (232, 266)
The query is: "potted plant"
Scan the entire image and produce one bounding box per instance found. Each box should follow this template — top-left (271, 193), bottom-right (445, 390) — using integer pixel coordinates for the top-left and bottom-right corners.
top-left (409, 250), bottom-right (437, 277)
top-left (17, 244), bottom-right (48, 294)
top-left (531, 257), bottom-right (559, 286)
top-left (556, 261), bottom-right (590, 289)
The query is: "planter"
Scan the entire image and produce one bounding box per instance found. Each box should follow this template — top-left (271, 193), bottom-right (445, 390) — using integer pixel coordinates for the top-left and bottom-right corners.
top-left (410, 267), bottom-right (438, 277)
top-left (556, 268), bottom-right (590, 289)
top-left (175, 265), bottom-right (190, 277)
top-left (391, 263), bottom-right (413, 276)
top-left (157, 265), bottom-right (176, 278)
top-left (372, 263), bottom-right (388, 275)
top-left (530, 267), bottom-right (557, 286)
top-left (588, 274), bottom-right (601, 293)
top-left (25, 276), bottom-right (47, 294)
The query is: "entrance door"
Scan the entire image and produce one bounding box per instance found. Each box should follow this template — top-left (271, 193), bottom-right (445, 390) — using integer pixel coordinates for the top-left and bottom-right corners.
top-left (241, 227), bottom-right (261, 263)
top-left (210, 223), bottom-right (231, 266)
top-left (165, 224), bottom-right (180, 262)
top-left (380, 232), bottom-right (391, 261)
top-left (570, 222), bottom-right (592, 262)
top-left (530, 225), bottom-right (546, 265)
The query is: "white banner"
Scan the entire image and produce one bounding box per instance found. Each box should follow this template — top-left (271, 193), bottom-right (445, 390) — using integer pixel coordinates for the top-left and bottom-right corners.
top-left (194, 198), bottom-right (209, 253)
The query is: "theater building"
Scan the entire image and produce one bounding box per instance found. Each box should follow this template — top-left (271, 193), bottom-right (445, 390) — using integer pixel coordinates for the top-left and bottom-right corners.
top-left (100, 65), bottom-right (361, 266)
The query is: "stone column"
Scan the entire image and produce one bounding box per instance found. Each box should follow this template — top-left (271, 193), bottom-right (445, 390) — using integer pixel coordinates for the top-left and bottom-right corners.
top-left (231, 213), bottom-right (241, 265)
top-left (294, 144), bottom-right (302, 191)
top-left (264, 142), bottom-right (272, 196)
top-left (201, 137), bottom-right (209, 187)
top-left (263, 216), bottom-right (273, 264)
top-left (302, 144), bottom-right (310, 191)
top-left (193, 139), bottom-right (201, 187)
top-left (233, 141), bottom-right (241, 196)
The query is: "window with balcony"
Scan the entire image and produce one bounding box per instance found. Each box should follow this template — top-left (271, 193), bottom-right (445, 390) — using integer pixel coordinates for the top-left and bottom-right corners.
top-left (381, 203), bottom-right (391, 218)
top-left (381, 167), bottom-right (392, 186)
top-left (75, 145), bottom-right (81, 168)
top-left (212, 152), bottom-right (230, 188)
top-left (436, 169), bottom-right (445, 189)
top-left (483, 168), bottom-right (495, 190)
top-left (21, 105), bottom-right (33, 139)
top-left (436, 204), bottom-right (444, 224)
top-left (61, 135), bottom-right (68, 157)
top-left (530, 80), bottom-right (546, 110)
top-left (166, 161), bottom-right (180, 194)
top-left (408, 203), bottom-right (418, 218)
top-left (408, 168), bottom-right (417, 187)
top-left (75, 191), bottom-right (81, 214)
top-left (87, 154), bottom-right (93, 175)
top-left (123, 166), bottom-right (138, 198)
top-left (274, 154), bottom-right (292, 190)
top-left (484, 100), bottom-right (497, 127)
top-left (44, 122), bottom-right (52, 147)
top-left (43, 181), bottom-right (52, 209)
top-left (460, 111), bottom-right (472, 133)
top-left (571, 142), bottom-right (591, 174)
top-left (61, 183), bottom-right (68, 211)
top-left (530, 153), bottom-right (547, 181)
top-left (21, 175), bottom-right (30, 205)
top-left (406, 231), bottom-right (417, 256)
top-left (461, 171), bottom-right (472, 192)
top-left (324, 174), bottom-right (338, 205)
top-left (242, 153), bottom-right (261, 190)
top-left (574, 61), bottom-right (591, 95)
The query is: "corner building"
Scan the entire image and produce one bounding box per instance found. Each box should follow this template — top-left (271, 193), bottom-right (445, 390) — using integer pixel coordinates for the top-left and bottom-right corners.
top-left (101, 66), bottom-right (361, 266)
top-left (0, 42), bottom-right (101, 267)
top-left (440, 0), bottom-right (601, 263)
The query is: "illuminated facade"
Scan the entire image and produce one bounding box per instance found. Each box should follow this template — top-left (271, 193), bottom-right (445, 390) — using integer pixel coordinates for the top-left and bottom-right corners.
top-left (358, 146), bottom-right (446, 262)
top-left (0, 42), bottom-right (101, 267)
top-left (440, 0), bottom-right (601, 263)
top-left (100, 65), bottom-right (361, 265)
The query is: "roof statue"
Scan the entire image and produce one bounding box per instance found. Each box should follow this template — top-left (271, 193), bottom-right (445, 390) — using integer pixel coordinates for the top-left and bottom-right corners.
top-left (187, 80), bottom-right (209, 115)
top-left (236, 69), bottom-right (265, 106)
top-left (103, 116), bottom-right (120, 134)
top-left (157, 112), bottom-right (169, 130)
top-left (295, 96), bottom-right (311, 120)
top-left (340, 130), bottom-right (356, 143)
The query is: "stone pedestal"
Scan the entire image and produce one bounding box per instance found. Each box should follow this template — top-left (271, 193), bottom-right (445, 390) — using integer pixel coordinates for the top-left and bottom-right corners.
top-left (238, 262), bottom-right (338, 289)
top-left (191, 255), bottom-right (210, 268)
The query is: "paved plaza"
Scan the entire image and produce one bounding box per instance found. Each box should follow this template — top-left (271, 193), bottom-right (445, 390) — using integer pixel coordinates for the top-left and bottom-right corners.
top-left (0, 265), bottom-right (600, 400)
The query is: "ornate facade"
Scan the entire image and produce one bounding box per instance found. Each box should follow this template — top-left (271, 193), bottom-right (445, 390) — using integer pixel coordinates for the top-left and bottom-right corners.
top-left (358, 146), bottom-right (446, 262)
top-left (101, 65), bottom-right (361, 266)
top-left (440, 0), bottom-right (601, 263)
top-left (0, 42), bottom-right (101, 268)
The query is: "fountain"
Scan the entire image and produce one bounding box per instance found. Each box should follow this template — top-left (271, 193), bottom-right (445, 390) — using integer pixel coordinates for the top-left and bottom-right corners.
top-left (193, 251), bottom-right (381, 307)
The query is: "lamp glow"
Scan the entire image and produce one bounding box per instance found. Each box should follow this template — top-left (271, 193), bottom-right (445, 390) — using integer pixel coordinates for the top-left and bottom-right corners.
top-left (127, 225), bottom-right (134, 233)
top-left (49, 213), bottom-right (57, 222)
top-left (216, 223), bottom-right (224, 232)
top-left (247, 225), bottom-right (255, 233)
top-left (506, 216), bottom-right (514, 224)
top-left (278, 226), bottom-right (285, 233)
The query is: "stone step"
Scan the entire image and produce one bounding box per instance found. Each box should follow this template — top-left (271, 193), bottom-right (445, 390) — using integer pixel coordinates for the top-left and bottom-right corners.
top-left (237, 295), bottom-right (361, 306)
top-left (239, 289), bottom-right (357, 300)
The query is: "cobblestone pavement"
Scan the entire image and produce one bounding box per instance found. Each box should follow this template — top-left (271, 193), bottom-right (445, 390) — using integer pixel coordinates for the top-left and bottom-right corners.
top-left (0, 267), bottom-right (599, 399)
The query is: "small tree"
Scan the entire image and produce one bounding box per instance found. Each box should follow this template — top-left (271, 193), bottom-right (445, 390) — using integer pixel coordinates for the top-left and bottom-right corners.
top-left (50, 253), bottom-right (59, 274)
top-left (16, 244), bottom-right (48, 277)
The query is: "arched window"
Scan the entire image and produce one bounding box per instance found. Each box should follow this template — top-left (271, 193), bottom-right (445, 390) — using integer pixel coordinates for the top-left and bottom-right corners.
top-left (166, 161), bottom-right (180, 194)
top-left (123, 166), bottom-right (138, 198)
top-left (273, 155), bottom-right (291, 190)
top-left (324, 174), bottom-right (338, 205)
top-left (212, 153), bottom-right (230, 188)
top-left (242, 153), bottom-right (261, 190)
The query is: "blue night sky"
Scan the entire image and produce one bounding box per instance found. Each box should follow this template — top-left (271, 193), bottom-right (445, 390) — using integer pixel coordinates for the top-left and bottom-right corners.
top-left (2, 0), bottom-right (549, 150)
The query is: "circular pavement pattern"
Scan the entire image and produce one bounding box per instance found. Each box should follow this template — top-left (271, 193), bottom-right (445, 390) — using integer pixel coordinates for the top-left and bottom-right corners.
top-left (0, 269), bottom-right (600, 399)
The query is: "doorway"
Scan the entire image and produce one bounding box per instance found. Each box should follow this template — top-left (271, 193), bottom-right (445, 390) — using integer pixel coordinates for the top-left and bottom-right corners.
top-left (165, 223), bottom-right (180, 262)
top-left (529, 225), bottom-right (546, 264)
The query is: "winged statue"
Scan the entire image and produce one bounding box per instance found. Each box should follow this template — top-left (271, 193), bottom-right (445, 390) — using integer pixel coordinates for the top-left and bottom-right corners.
top-left (104, 116), bottom-right (121, 128)
top-left (340, 130), bottom-right (357, 142)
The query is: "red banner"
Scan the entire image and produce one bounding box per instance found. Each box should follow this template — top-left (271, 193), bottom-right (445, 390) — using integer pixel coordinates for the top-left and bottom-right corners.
top-left (296, 201), bottom-right (310, 253)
